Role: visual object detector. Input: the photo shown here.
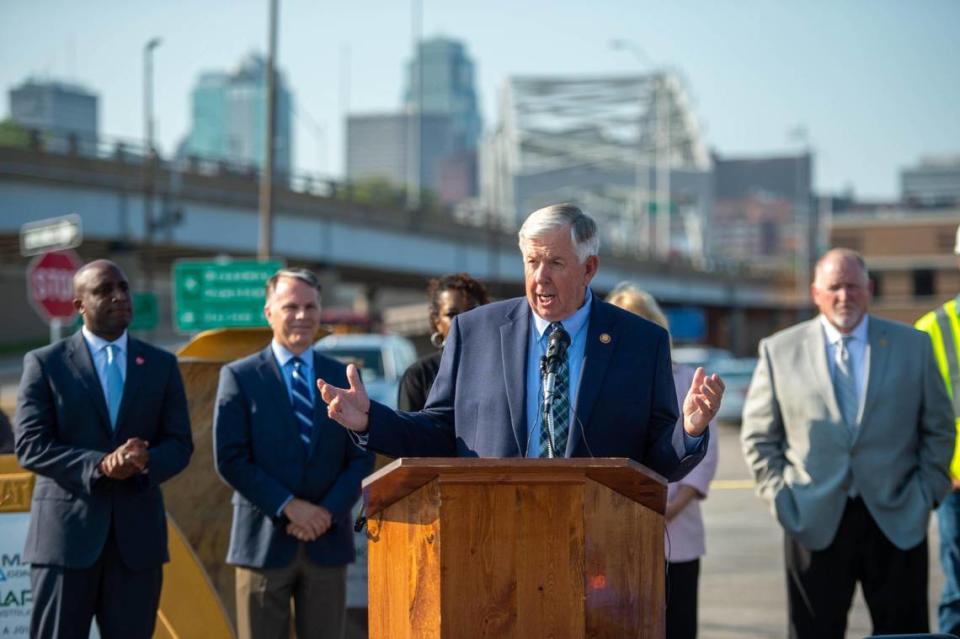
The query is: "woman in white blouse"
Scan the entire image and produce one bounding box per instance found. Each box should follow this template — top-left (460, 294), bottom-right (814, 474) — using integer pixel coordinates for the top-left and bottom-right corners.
top-left (607, 283), bottom-right (719, 639)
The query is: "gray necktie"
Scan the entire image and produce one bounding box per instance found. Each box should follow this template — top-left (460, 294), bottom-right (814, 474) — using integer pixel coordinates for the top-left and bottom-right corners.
top-left (833, 335), bottom-right (858, 427)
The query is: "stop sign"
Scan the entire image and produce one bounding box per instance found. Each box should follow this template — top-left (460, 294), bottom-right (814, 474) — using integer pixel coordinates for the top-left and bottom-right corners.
top-left (27, 250), bottom-right (82, 323)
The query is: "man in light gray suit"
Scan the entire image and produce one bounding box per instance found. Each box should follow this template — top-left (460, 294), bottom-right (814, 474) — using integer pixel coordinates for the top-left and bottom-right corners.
top-left (741, 248), bottom-right (954, 639)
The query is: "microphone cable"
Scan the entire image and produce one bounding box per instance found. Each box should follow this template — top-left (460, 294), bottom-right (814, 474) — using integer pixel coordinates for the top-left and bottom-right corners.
top-left (664, 517), bottom-right (672, 616)
top-left (571, 353), bottom-right (596, 459)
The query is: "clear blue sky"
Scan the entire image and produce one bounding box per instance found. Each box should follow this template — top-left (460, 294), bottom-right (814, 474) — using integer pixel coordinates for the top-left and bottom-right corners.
top-left (2, 0), bottom-right (957, 199)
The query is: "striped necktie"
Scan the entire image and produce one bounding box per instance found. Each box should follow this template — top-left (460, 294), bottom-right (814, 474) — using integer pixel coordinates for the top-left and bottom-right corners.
top-left (290, 357), bottom-right (314, 447)
top-left (833, 335), bottom-right (859, 427)
top-left (540, 322), bottom-right (570, 458)
top-left (105, 343), bottom-right (123, 430)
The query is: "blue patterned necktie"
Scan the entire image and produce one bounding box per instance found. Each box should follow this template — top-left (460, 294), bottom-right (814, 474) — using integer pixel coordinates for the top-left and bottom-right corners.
top-left (540, 322), bottom-right (570, 458)
top-left (105, 344), bottom-right (123, 430)
top-left (833, 335), bottom-right (859, 427)
top-left (290, 357), bottom-right (314, 447)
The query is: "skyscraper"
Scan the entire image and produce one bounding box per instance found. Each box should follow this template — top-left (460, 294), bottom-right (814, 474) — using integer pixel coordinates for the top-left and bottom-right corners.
top-left (181, 53), bottom-right (293, 176)
top-left (902, 156), bottom-right (960, 208)
top-left (404, 37), bottom-right (482, 152)
top-left (346, 112), bottom-right (454, 195)
top-left (404, 37), bottom-right (482, 202)
top-left (9, 78), bottom-right (98, 149)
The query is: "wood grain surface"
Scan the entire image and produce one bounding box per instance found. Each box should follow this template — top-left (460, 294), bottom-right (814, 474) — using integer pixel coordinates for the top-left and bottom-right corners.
top-left (584, 479), bottom-right (664, 638)
top-left (368, 479), bottom-right (442, 639)
top-left (366, 460), bottom-right (666, 638)
top-left (364, 457), bottom-right (666, 516)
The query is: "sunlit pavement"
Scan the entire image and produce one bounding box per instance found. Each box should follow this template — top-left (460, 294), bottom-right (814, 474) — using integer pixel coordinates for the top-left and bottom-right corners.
top-left (700, 422), bottom-right (946, 639)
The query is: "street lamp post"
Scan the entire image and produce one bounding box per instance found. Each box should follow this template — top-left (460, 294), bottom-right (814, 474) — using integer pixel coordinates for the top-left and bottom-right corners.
top-left (143, 37), bottom-right (162, 296)
top-left (655, 72), bottom-right (671, 260)
top-left (610, 39), bottom-right (672, 259)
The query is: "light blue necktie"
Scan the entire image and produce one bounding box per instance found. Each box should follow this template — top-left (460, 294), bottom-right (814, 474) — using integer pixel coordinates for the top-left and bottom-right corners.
top-left (833, 335), bottom-right (859, 427)
top-left (105, 344), bottom-right (124, 429)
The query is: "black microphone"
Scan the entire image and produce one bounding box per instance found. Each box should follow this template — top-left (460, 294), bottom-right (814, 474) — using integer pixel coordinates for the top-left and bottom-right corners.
top-left (540, 326), bottom-right (571, 457)
top-left (545, 326), bottom-right (571, 367)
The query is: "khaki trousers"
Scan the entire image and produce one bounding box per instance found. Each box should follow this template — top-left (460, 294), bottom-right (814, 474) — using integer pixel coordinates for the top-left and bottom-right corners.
top-left (235, 544), bottom-right (347, 639)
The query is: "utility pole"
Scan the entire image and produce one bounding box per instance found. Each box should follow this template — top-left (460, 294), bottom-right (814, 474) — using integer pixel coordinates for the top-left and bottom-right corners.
top-left (143, 37), bottom-right (162, 295)
top-left (406, 0), bottom-right (422, 212)
top-left (790, 126), bottom-right (811, 315)
top-left (258, 0), bottom-right (278, 260)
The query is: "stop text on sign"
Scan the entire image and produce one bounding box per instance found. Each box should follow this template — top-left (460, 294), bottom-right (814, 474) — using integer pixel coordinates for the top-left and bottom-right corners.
top-left (26, 250), bottom-right (82, 323)
top-left (31, 268), bottom-right (74, 303)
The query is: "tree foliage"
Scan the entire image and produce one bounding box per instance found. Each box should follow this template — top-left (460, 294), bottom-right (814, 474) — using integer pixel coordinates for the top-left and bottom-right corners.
top-left (0, 119), bottom-right (31, 148)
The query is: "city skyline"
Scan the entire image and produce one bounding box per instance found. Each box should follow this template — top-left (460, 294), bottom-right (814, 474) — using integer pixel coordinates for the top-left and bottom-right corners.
top-left (179, 53), bottom-right (294, 174)
top-left (1, 0), bottom-right (957, 199)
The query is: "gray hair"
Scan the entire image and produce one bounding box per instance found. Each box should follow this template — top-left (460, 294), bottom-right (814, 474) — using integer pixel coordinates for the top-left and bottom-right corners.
top-left (518, 203), bottom-right (600, 264)
top-left (265, 268), bottom-right (322, 301)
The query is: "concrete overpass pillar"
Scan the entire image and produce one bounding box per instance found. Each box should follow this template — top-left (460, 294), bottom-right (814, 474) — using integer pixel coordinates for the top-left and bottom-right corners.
top-left (729, 306), bottom-right (746, 356)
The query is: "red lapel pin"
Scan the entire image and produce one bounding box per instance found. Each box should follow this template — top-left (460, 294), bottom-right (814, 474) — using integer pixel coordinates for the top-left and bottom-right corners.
top-left (136, 356), bottom-right (145, 366)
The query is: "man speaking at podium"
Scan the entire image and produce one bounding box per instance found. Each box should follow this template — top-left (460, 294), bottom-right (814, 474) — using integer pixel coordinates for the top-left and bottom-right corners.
top-left (318, 204), bottom-right (724, 481)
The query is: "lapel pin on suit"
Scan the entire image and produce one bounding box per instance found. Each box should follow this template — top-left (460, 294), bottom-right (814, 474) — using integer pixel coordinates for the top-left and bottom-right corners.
top-left (879, 338), bottom-right (888, 348)
top-left (136, 356), bottom-right (145, 365)
top-left (599, 333), bottom-right (611, 344)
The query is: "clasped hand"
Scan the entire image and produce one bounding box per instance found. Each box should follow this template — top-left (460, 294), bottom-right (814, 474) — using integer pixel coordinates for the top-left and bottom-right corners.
top-left (283, 498), bottom-right (333, 542)
top-left (98, 437), bottom-right (149, 479)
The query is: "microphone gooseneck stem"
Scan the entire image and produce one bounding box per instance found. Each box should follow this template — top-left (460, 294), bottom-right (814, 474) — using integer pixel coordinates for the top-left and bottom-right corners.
top-left (543, 370), bottom-right (557, 458)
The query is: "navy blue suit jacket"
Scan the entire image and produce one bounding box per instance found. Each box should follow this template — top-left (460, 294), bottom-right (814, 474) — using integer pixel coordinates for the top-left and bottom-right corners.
top-left (14, 331), bottom-right (193, 570)
top-left (368, 296), bottom-right (707, 482)
top-left (214, 346), bottom-right (374, 569)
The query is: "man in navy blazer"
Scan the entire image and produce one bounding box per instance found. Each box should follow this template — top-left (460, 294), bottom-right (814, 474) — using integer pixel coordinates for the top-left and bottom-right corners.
top-left (214, 268), bottom-right (374, 639)
top-left (14, 260), bottom-right (193, 639)
top-left (319, 204), bottom-right (724, 482)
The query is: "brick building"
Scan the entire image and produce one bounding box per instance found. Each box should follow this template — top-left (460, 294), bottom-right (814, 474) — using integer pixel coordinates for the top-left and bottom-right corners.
top-left (830, 208), bottom-right (960, 324)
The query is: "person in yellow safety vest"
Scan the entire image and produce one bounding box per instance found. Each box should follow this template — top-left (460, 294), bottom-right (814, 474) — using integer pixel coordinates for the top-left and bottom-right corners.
top-left (915, 223), bottom-right (960, 637)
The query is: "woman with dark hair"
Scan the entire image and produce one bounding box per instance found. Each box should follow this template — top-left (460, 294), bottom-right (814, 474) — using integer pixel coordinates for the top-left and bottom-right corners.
top-left (398, 273), bottom-right (490, 411)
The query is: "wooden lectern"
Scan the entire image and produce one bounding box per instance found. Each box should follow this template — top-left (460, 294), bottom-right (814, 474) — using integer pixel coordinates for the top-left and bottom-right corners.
top-left (363, 458), bottom-right (667, 639)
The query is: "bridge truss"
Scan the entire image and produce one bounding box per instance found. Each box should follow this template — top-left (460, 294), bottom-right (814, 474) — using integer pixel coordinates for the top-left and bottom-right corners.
top-left (481, 73), bottom-right (710, 258)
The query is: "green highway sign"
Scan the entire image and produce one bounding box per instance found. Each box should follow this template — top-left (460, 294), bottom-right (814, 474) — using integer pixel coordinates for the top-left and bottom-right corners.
top-left (172, 259), bottom-right (284, 332)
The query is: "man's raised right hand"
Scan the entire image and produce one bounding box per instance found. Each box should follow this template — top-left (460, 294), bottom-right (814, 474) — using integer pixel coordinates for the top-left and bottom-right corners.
top-left (317, 364), bottom-right (371, 433)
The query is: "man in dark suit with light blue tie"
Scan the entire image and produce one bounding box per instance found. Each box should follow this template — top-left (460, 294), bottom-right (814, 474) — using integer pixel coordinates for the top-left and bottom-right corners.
top-left (214, 268), bottom-right (374, 639)
top-left (318, 204), bottom-right (724, 482)
top-left (14, 259), bottom-right (193, 639)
